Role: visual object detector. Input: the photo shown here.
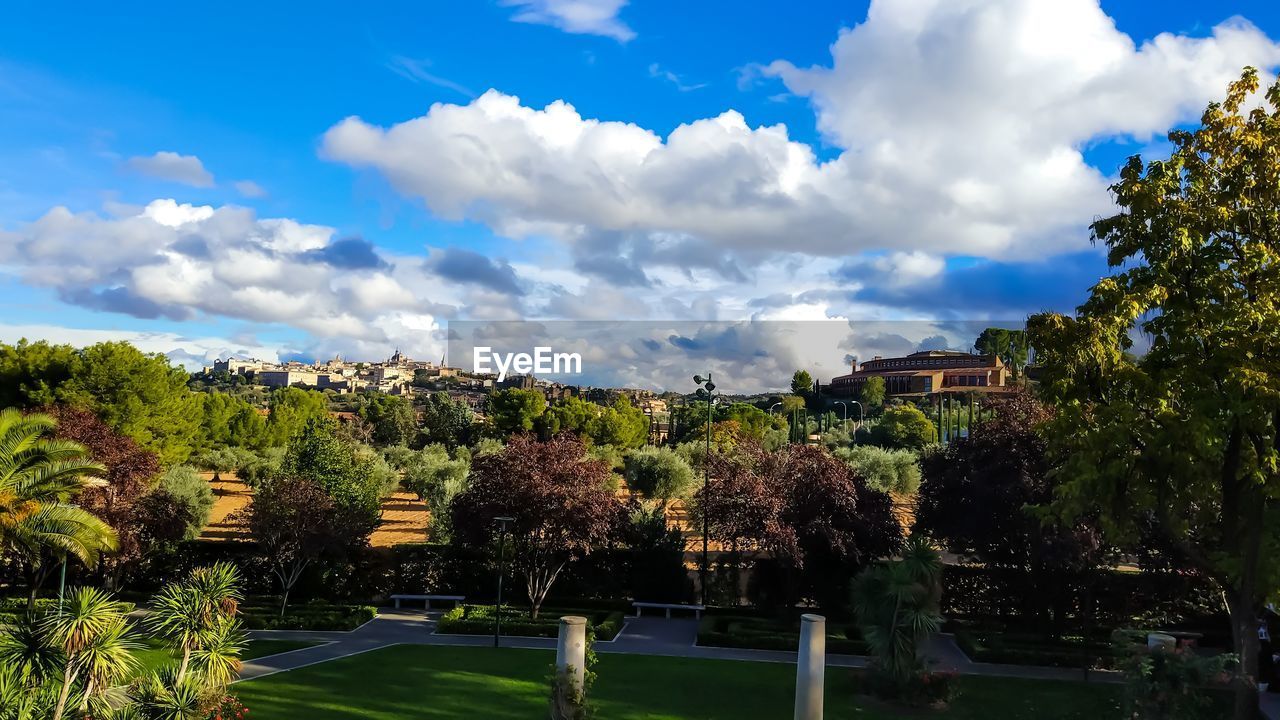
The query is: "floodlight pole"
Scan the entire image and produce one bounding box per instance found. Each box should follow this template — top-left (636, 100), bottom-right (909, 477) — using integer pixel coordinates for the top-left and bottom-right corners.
top-left (493, 516), bottom-right (513, 648)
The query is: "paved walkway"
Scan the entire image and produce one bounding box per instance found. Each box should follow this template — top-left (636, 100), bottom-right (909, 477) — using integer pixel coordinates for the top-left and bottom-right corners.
top-left (237, 610), bottom-right (1117, 685)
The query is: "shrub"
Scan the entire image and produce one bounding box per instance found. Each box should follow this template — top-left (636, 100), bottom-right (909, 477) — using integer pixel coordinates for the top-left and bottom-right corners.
top-left (239, 603), bottom-right (376, 631)
top-left (833, 445), bottom-right (921, 495)
top-left (157, 465), bottom-right (215, 538)
top-left (1118, 642), bottom-right (1236, 720)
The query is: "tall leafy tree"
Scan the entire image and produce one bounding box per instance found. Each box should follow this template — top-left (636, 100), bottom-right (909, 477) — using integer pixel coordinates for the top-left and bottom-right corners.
top-left (358, 394), bottom-right (416, 447)
top-left (200, 392), bottom-right (267, 450)
top-left (914, 393), bottom-right (1103, 634)
top-left (974, 327), bottom-right (1029, 378)
top-left (0, 341), bottom-right (202, 464)
top-left (401, 445), bottom-right (470, 542)
top-left (790, 369), bottom-right (814, 398)
top-left (43, 405), bottom-right (178, 590)
top-left (487, 388), bottom-right (547, 436)
top-left (419, 391), bottom-right (474, 449)
top-left (450, 434), bottom-right (622, 618)
top-left (242, 474), bottom-right (359, 614)
top-left (695, 441), bottom-right (901, 609)
top-left (265, 387), bottom-right (330, 447)
top-left (860, 376), bottom-right (886, 410)
top-left (1027, 69), bottom-right (1280, 718)
top-left (279, 417), bottom-right (384, 532)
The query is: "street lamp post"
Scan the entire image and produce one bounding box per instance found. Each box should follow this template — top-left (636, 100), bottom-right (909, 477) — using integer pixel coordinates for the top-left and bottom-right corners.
top-left (769, 402), bottom-right (782, 415)
top-left (693, 373), bottom-right (716, 606)
top-left (834, 401), bottom-right (847, 427)
top-left (493, 516), bottom-right (514, 648)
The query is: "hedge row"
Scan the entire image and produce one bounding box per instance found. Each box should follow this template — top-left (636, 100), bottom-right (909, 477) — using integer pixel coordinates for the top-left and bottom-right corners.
top-left (436, 605), bottom-right (626, 641)
top-left (696, 615), bottom-right (868, 655)
top-left (953, 629), bottom-right (1117, 669)
top-left (239, 604), bottom-right (377, 631)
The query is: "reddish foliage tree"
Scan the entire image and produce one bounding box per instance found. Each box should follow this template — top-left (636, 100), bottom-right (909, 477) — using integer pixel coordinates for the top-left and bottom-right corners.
top-left (43, 405), bottom-right (173, 588)
top-left (240, 474), bottom-right (362, 615)
top-left (913, 392), bottom-right (1105, 634)
top-left (450, 434), bottom-right (623, 618)
top-left (695, 440), bottom-right (901, 609)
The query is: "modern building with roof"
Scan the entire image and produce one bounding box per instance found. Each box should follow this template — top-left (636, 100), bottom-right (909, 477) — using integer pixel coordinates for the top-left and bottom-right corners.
top-left (828, 350), bottom-right (1013, 397)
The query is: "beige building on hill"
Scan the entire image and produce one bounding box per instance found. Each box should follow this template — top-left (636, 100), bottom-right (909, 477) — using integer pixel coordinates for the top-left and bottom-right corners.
top-left (828, 350), bottom-right (1013, 397)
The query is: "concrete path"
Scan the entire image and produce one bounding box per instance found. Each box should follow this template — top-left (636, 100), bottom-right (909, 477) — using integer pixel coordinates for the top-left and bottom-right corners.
top-left (239, 610), bottom-right (1117, 685)
top-left (1262, 691), bottom-right (1280, 720)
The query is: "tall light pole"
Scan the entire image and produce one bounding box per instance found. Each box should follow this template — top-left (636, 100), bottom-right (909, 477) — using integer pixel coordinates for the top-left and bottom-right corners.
top-left (693, 373), bottom-right (716, 606)
top-left (834, 401), bottom-right (847, 425)
top-left (493, 516), bottom-right (513, 648)
top-left (769, 402), bottom-right (782, 415)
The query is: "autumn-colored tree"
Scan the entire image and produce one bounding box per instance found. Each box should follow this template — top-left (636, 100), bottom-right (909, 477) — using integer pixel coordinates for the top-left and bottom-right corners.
top-left (450, 434), bottom-right (622, 618)
top-left (43, 405), bottom-right (186, 590)
top-left (1027, 69), bottom-right (1280, 718)
top-left (694, 441), bottom-right (901, 609)
top-left (241, 475), bottom-right (361, 615)
top-left (913, 393), bottom-right (1104, 635)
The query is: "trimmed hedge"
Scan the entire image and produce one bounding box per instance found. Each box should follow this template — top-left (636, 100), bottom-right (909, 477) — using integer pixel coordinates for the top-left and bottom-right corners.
top-left (696, 615), bottom-right (868, 655)
top-left (240, 603), bottom-right (376, 631)
top-left (437, 605), bottom-right (626, 640)
top-left (953, 628), bottom-right (1117, 669)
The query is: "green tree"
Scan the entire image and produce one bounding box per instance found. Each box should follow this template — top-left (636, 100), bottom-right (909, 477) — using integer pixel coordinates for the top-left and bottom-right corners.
top-left (974, 327), bottom-right (1029, 378)
top-left (871, 405), bottom-right (937, 449)
top-left (488, 388), bottom-right (546, 435)
top-left (0, 341), bottom-right (202, 465)
top-left (0, 340), bottom-right (78, 408)
top-left (623, 446), bottom-right (695, 506)
top-left (156, 466), bottom-right (215, 539)
top-left (860, 376), bottom-right (886, 410)
top-left (401, 445), bottom-right (470, 542)
top-left (358, 394), bottom-right (416, 447)
top-left (539, 396), bottom-right (597, 437)
top-left (265, 387), bottom-right (329, 446)
top-left (279, 417), bottom-right (384, 530)
top-left (587, 396), bottom-right (648, 449)
top-left (790, 369), bottom-right (814, 398)
top-left (1027, 69), bottom-right (1280, 718)
top-left (419, 391), bottom-right (474, 449)
top-left (200, 392), bottom-right (267, 450)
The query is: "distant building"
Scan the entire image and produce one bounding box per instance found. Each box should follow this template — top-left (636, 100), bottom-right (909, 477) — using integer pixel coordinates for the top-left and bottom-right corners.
top-left (828, 350), bottom-right (1011, 397)
top-left (257, 370), bottom-right (321, 388)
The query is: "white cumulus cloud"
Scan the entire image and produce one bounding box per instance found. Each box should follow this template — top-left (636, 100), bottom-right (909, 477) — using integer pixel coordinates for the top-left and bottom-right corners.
top-left (125, 151), bottom-right (215, 187)
top-left (322, 0), bottom-right (1280, 276)
top-left (502, 0), bottom-right (634, 41)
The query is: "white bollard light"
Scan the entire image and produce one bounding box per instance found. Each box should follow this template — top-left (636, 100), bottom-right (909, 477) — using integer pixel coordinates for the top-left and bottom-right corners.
top-left (556, 615), bottom-right (589, 693)
top-left (795, 613), bottom-right (825, 720)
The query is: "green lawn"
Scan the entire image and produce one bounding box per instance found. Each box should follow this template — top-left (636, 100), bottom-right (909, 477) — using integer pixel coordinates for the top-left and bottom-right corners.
top-left (134, 639), bottom-right (318, 677)
top-left (234, 645), bottom-right (1125, 720)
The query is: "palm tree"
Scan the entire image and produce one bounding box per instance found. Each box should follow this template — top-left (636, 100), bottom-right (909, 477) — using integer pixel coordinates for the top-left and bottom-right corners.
top-left (145, 562), bottom-right (244, 685)
top-left (37, 586), bottom-right (139, 720)
top-left (852, 535), bottom-right (944, 688)
top-left (0, 408), bottom-right (118, 607)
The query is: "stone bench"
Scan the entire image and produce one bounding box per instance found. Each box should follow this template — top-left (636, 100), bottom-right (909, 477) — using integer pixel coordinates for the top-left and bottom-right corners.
top-left (390, 594), bottom-right (465, 611)
top-left (632, 601), bottom-right (706, 619)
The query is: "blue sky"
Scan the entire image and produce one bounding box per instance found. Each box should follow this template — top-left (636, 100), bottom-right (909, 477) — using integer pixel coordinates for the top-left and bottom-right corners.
top-left (1, 0), bottom-right (1279, 386)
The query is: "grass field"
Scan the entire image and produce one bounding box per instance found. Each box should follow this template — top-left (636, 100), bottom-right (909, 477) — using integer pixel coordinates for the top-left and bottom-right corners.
top-left (134, 638), bottom-right (318, 677)
top-left (234, 645), bottom-right (1126, 720)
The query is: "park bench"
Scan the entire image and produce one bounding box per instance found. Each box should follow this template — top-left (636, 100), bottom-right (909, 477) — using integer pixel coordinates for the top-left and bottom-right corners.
top-left (632, 601), bottom-right (706, 619)
top-left (390, 594), bottom-right (465, 611)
